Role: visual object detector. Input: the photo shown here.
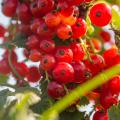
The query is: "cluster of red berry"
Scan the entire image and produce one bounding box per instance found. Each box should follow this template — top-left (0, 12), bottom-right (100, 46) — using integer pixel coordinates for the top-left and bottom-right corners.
top-left (0, 0), bottom-right (120, 119)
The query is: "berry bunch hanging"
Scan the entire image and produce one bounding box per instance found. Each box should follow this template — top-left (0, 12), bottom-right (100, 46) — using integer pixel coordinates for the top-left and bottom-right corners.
top-left (0, 0), bottom-right (120, 120)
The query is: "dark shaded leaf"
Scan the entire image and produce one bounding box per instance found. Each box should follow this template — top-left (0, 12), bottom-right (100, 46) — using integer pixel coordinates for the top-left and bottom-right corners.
top-left (12, 33), bottom-right (27, 48)
top-left (60, 110), bottom-right (85, 120)
top-left (0, 74), bottom-right (8, 84)
top-left (79, 96), bottom-right (89, 106)
top-left (108, 103), bottom-right (120, 120)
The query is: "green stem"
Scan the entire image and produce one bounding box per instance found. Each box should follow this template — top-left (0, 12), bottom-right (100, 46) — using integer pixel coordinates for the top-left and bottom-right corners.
top-left (86, 36), bottom-right (96, 54)
top-left (39, 64), bottom-right (120, 120)
top-left (8, 50), bottom-right (23, 80)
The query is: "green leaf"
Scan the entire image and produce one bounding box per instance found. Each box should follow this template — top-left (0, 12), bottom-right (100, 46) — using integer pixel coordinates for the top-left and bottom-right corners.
top-left (30, 80), bottom-right (54, 114)
top-left (12, 33), bottom-right (27, 48)
top-left (79, 96), bottom-right (89, 106)
top-left (0, 89), bottom-right (11, 110)
top-left (0, 74), bottom-right (8, 84)
top-left (108, 103), bottom-right (120, 120)
top-left (60, 110), bottom-right (85, 120)
top-left (112, 8), bottom-right (120, 30)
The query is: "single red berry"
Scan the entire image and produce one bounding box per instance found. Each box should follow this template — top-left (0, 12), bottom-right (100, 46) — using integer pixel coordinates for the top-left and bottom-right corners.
top-left (3, 50), bottom-right (18, 63)
top-left (30, 1), bottom-right (41, 18)
top-left (100, 30), bottom-right (111, 42)
top-left (47, 81), bottom-right (66, 99)
top-left (37, 21), bottom-right (54, 38)
top-left (66, 0), bottom-right (83, 6)
top-left (57, 2), bottom-right (73, 17)
top-left (70, 42), bottom-right (85, 62)
top-left (37, 0), bottom-right (54, 16)
top-left (61, 14), bottom-right (77, 26)
top-left (100, 92), bottom-right (118, 109)
top-left (30, 19), bottom-right (43, 33)
top-left (14, 62), bottom-right (29, 77)
top-left (40, 39), bottom-right (55, 53)
top-left (0, 59), bottom-right (11, 75)
top-left (41, 54), bottom-right (56, 71)
top-left (93, 111), bottom-right (108, 120)
top-left (55, 46), bottom-right (73, 63)
top-left (85, 55), bottom-right (105, 76)
top-left (89, 3), bottom-right (112, 27)
top-left (108, 75), bottom-right (120, 95)
top-left (23, 48), bottom-right (30, 58)
top-left (71, 61), bottom-right (88, 83)
top-left (17, 3), bottom-right (32, 24)
top-left (29, 49), bottom-right (41, 62)
top-left (53, 62), bottom-right (74, 84)
top-left (57, 24), bottom-right (72, 40)
top-left (72, 18), bottom-right (87, 38)
top-left (103, 47), bottom-right (118, 67)
top-left (26, 35), bottom-right (39, 50)
top-left (18, 23), bottom-right (32, 35)
top-left (2, 0), bottom-right (18, 17)
top-left (0, 25), bottom-right (6, 37)
top-left (45, 12), bottom-right (61, 27)
top-left (27, 66), bottom-right (41, 82)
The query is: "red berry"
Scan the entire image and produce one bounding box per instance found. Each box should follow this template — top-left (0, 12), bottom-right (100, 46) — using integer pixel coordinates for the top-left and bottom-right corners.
top-left (40, 39), bottom-right (55, 53)
top-left (0, 59), bottom-right (11, 75)
top-left (0, 25), bottom-right (6, 37)
top-left (26, 35), bottom-right (39, 50)
top-left (47, 81), bottom-right (66, 99)
top-left (57, 24), bottom-right (72, 40)
top-left (55, 46), bottom-right (73, 63)
top-left (45, 12), bottom-right (61, 27)
top-left (29, 49), bottom-right (41, 62)
top-left (41, 55), bottom-right (56, 71)
top-left (89, 3), bottom-right (112, 27)
top-left (30, 19), bottom-right (43, 33)
top-left (27, 66), bottom-right (41, 82)
top-left (17, 3), bottom-right (32, 24)
top-left (3, 50), bottom-right (18, 63)
top-left (53, 62), bottom-right (74, 84)
top-left (30, 1), bottom-right (40, 18)
top-left (70, 42), bottom-right (85, 62)
top-left (93, 111), bottom-right (108, 120)
top-left (66, 0), bottom-right (83, 6)
top-left (100, 92), bottom-right (118, 109)
top-left (2, 0), bottom-right (18, 17)
top-left (37, 0), bottom-right (54, 16)
top-left (103, 47), bottom-right (118, 67)
top-left (85, 55), bottom-right (105, 76)
top-left (71, 61), bottom-right (87, 83)
top-left (100, 30), bottom-right (111, 42)
top-left (37, 21), bottom-right (54, 38)
top-left (72, 18), bottom-right (87, 38)
top-left (14, 62), bottom-right (29, 77)
top-left (108, 76), bottom-right (120, 95)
